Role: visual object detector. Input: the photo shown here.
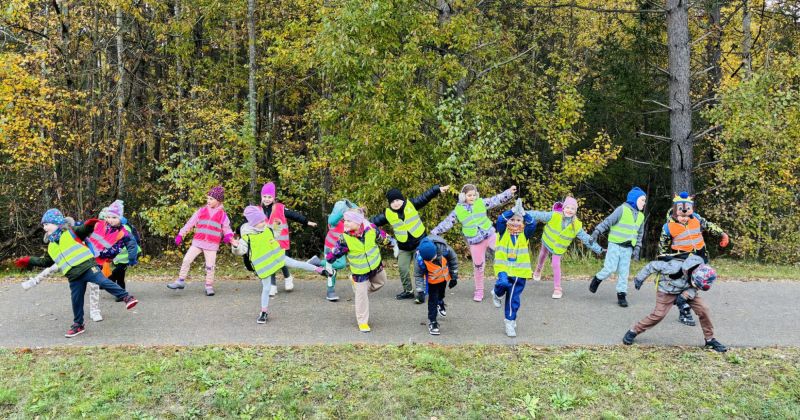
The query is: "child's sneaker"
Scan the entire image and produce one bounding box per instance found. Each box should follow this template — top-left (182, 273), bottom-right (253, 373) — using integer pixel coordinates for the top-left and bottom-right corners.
top-left (589, 276), bottom-right (602, 293)
top-left (90, 311), bottom-right (103, 322)
top-left (123, 295), bottom-right (138, 310)
top-left (428, 321), bottom-right (440, 335)
top-left (270, 284), bottom-right (278, 296)
top-left (358, 323), bottom-right (371, 333)
top-left (326, 288), bottom-right (340, 302)
top-left (552, 287), bottom-right (563, 299)
top-left (257, 312), bottom-right (268, 324)
top-left (622, 330), bottom-right (637, 345)
top-left (65, 323), bottom-right (85, 338)
top-left (704, 338), bottom-right (728, 353)
top-left (205, 285), bottom-right (215, 296)
top-left (617, 292), bottom-right (628, 307)
top-left (533, 273), bottom-right (542, 282)
top-left (166, 279), bottom-right (185, 290)
top-left (491, 290), bottom-right (502, 308)
top-left (504, 319), bottom-right (517, 337)
top-left (437, 303), bottom-right (447, 317)
top-left (473, 289), bottom-right (484, 302)
top-left (284, 276), bottom-right (294, 292)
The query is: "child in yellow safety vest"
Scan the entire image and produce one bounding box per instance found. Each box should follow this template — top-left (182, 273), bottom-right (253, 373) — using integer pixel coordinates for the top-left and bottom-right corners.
top-left (589, 187), bottom-right (647, 308)
top-left (326, 209), bottom-right (393, 333)
top-left (431, 184), bottom-right (517, 302)
top-left (232, 206), bottom-right (334, 324)
top-left (15, 209), bottom-right (139, 338)
top-left (490, 200), bottom-right (537, 337)
top-left (413, 235), bottom-right (458, 336)
top-left (527, 196), bottom-right (604, 300)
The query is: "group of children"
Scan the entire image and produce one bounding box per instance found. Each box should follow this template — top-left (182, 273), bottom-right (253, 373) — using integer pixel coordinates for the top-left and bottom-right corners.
top-left (16, 181), bottom-right (732, 352)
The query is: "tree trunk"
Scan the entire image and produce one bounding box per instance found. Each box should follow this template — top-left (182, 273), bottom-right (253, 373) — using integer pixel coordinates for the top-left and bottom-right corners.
top-left (174, 0), bottom-right (186, 145)
top-left (742, 0), bottom-right (753, 79)
top-left (116, 5), bottom-right (126, 197)
top-left (667, 0), bottom-right (693, 194)
top-left (705, 0), bottom-right (722, 99)
top-left (247, 0), bottom-right (258, 198)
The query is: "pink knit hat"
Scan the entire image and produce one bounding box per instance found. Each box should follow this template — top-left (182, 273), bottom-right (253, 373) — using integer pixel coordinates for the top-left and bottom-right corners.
top-left (261, 182), bottom-right (276, 197)
top-left (563, 196), bottom-right (578, 209)
top-left (343, 209), bottom-right (367, 226)
top-left (208, 185), bottom-right (225, 202)
top-left (105, 200), bottom-right (124, 217)
top-left (244, 205), bottom-right (267, 226)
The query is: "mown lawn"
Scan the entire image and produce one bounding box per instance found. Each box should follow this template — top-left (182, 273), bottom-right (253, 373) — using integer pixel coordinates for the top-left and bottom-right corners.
top-left (1, 345), bottom-right (798, 418)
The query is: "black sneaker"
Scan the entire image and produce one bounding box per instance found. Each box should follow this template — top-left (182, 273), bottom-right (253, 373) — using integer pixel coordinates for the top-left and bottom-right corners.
top-left (257, 312), bottom-right (268, 324)
top-left (65, 323), bottom-right (85, 338)
top-left (679, 308), bottom-right (696, 326)
top-left (622, 330), bottom-right (637, 345)
top-left (617, 292), bottom-right (628, 307)
top-left (589, 276), bottom-right (602, 293)
top-left (438, 303), bottom-right (447, 317)
top-left (705, 338), bottom-right (728, 353)
top-left (395, 291), bottom-right (414, 300)
top-left (428, 322), bottom-right (440, 335)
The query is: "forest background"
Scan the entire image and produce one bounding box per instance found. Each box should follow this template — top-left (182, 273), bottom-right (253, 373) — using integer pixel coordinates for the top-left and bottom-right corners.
top-left (1, 0), bottom-right (799, 263)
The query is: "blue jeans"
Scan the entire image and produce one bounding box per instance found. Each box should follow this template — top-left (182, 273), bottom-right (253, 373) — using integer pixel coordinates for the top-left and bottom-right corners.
top-left (494, 276), bottom-right (527, 321)
top-left (595, 242), bottom-right (633, 293)
top-left (69, 266), bottom-right (129, 325)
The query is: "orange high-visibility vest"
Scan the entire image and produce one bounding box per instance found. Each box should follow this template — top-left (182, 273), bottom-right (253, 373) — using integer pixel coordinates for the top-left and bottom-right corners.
top-left (668, 218), bottom-right (705, 252)
top-left (423, 256), bottom-right (452, 285)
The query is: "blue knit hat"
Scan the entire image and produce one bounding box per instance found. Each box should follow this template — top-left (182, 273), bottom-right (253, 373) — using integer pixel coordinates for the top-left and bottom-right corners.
top-left (417, 238), bottom-right (437, 261)
top-left (41, 208), bottom-right (65, 225)
top-left (626, 187), bottom-right (646, 208)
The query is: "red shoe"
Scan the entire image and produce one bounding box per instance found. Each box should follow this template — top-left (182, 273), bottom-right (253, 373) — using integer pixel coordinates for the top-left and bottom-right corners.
top-left (65, 324), bottom-right (85, 338)
top-left (123, 295), bottom-right (138, 310)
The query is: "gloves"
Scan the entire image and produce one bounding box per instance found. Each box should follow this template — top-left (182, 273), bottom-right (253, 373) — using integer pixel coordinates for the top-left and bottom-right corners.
top-left (174, 235), bottom-right (183, 246)
top-left (591, 230), bottom-right (600, 242)
top-left (223, 233), bottom-right (234, 245)
top-left (448, 279), bottom-right (458, 289)
top-left (15, 256), bottom-right (30, 269)
top-left (392, 239), bottom-right (400, 258)
top-left (415, 291), bottom-right (425, 304)
top-left (720, 233), bottom-right (729, 248)
top-left (633, 248), bottom-right (641, 262)
top-left (523, 213), bottom-right (534, 225)
top-left (634, 277), bottom-right (644, 290)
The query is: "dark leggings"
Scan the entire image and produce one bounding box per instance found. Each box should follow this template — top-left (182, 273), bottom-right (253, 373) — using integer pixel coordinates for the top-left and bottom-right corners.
top-left (108, 264), bottom-right (128, 290)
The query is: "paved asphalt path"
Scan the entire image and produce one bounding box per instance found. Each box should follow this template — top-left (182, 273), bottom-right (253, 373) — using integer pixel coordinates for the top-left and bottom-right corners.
top-left (1, 276), bottom-right (798, 348)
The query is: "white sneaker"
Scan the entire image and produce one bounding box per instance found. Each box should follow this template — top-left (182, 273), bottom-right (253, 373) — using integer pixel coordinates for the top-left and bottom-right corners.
top-left (269, 284), bottom-right (278, 296)
top-left (284, 276), bottom-right (294, 292)
top-left (90, 311), bottom-right (104, 322)
top-left (491, 290), bottom-right (502, 308)
top-left (533, 273), bottom-right (542, 282)
top-left (505, 319), bottom-right (516, 337)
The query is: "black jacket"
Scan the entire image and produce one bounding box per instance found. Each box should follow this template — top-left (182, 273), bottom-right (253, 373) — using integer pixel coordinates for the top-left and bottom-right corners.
top-left (370, 185), bottom-right (442, 251)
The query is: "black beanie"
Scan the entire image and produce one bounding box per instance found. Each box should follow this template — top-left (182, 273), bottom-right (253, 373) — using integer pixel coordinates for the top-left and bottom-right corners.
top-left (386, 188), bottom-right (405, 204)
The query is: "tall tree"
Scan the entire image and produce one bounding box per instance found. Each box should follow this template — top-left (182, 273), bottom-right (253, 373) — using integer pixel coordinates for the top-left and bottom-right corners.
top-left (666, 0), bottom-right (694, 193)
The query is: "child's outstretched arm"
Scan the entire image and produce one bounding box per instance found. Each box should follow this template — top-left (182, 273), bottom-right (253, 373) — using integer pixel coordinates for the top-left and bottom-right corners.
top-left (526, 210), bottom-right (553, 224)
top-left (483, 186), bottom-right (517, 210)
top-left (177, 208), bottom-right (202, 243)
top-left (21, 264), bottom-right (59, 290)
top-left (633, 260), bottom-right (669, 290)
top-left (430, 210), bottom-right (457, 236)
top-left (577, 229), bottom-right (603, 254)
top-left (591, 206), bottom-right (623, 241)
top-left (326, 238), bottom-right (350, 263)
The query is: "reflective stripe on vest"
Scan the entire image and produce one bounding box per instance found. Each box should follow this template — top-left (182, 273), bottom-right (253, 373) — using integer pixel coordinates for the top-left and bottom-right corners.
top-left (384, 202), bottom-right (425, 243)
top-left (541, 212), bottom-right (582, 256)
top-left (324, 220), bottom-right (345, 252)
top-left (87, 221), bottom-right (126, 257)
top-left (454, 199), bottom-right (492, 238)
top-left (344, 229), bottom-right (382, 275)
top-left (608, 204), bottom-right (644, 246)
top-left (494, 231), bottom-right (532, 279)
top-left (47, 230), bottom-right (95, 275)
top-left (267, 203), bottom-right (290, 249)
top-left (194, 207), bottom-right (225, 244)
top-left (423, 256), bottom-right (451, 285)
top-left (245, 229), bottom-right (286, 279)
top-left (668, 218), bottom-right (706, 252)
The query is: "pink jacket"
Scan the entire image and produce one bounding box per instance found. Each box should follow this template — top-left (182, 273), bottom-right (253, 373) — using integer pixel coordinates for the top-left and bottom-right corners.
top-left (179, 205), bottom-right (233, 251)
